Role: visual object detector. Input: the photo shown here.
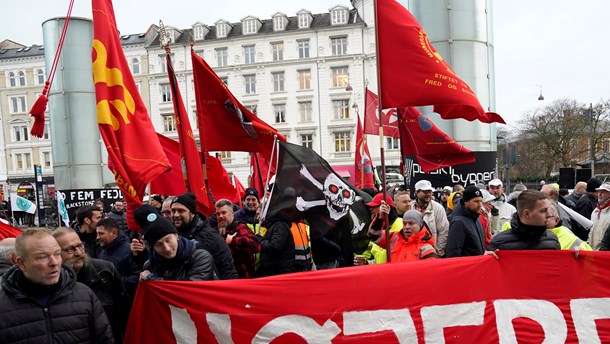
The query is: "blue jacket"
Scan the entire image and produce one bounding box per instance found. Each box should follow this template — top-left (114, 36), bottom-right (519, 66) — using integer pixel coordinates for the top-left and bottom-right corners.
top-left (97, 233), bottom-right (140, 294)
top-left (445, 202), bottom-right (485, 257)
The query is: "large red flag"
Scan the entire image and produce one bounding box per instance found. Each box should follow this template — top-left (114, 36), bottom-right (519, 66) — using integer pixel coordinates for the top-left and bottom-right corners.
top-left (249, 152), bottom-right (275, 198)
top-left (375, 0), bottom-right (504, 124)
top-left (232, 175), bottom-right (246, 207)
top-left (92, 0), bottom-right (170, 229)
top-left (191, 50), bottom-right (285, 159)
top-left (355, 116), bottom-right (375, 189)
top-left (363, 88), bottom-right (400, 138)
top-left (400, 107), bottom-right (475, 172)
top-left (166, 52), bottom-right (214, 216)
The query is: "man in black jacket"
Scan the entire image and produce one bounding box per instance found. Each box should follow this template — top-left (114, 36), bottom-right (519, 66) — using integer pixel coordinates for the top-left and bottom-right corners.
top-left (234, 188), bottom-right (260, 225)
top-left (446, 186), bottom-right (486, 257)
top-left (488, 190), bottom-right (560, 251)
top-left (169, 192), bottom-right (238, 280)
top-left (0, 228), bottom-right (113, 344)
top-left (573, 177), bottom-right (601, 241)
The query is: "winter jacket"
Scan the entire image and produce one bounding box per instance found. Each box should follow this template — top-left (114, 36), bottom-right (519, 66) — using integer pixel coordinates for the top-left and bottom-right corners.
top-left (179, 214), bottom-right (238, 279)
top-left (0, 265), bottom-right (114, 344)
top-left (412, 200), bottom-right (449, 256)
top-left (106, 210), bottom-right (128, 233)
top-left (234, 207), bottom-right (258, 225)
top-left (576, 193), bottom-right (597, 220)
top-left (223, 221), bottom-right (260, 278)
top-left (488, 213), bottom-right (560, 251)
top-left (489, 194), bottom-right (517, 235)
top-left (589, 201), bottom-right (610, 250)
top-left (371, 225), bottom-right (437, 262)
top-left (97, 233), bottom-right (141, 296)
top-left (144, 237), bottom-right (216, 281)
top-left (445, 202), bottom-right (486, 257)
top-left (257, 213), bottom-right (296, 277)
top-left (501, 222), bottom-right (591, 251)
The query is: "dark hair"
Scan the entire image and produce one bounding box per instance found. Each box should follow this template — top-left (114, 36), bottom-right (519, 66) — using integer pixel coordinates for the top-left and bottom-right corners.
top-left (76, 205), bottom-right (100, 226)
top-left (97, 217), bottom-right (119, 231)
top-left (516, 190), bottom-right (548, 214)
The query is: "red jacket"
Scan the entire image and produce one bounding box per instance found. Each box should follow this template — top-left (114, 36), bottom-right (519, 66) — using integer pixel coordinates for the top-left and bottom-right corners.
top-left (375, 226), bottom-right (437, 263)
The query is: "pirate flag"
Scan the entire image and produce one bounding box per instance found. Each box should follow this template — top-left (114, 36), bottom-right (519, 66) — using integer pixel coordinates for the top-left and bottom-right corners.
top-left (263, 142), bottom-right (372, 237)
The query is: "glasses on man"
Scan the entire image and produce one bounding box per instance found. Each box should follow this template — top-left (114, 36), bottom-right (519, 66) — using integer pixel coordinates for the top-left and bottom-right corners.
top-left (61, 242), bottom-right (85, 255)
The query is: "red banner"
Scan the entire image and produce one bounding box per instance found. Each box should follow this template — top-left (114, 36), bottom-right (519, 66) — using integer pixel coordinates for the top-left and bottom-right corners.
top-left (125, 251), bottom-right (610, 343)
top-left (363, 88), bottom-right (400, 138)
top-left (0, 221), bottom-right (22, 240)
top-left (355, 116), bottom-right (375, 189)
top-left (375, 0), bottom-right (504, 124)
top-left (92, 0), bottom-right (170, 229)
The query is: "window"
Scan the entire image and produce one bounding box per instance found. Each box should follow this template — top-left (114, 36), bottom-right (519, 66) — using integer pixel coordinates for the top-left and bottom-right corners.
top-left (334, 132), bottom-right (351, 152)
top-left (274, 104), bottom-right (286, 123)
top-left (13, 124), bottom-right (29, 142)
top-left (162, 115), bottom-right (176, 132)
top-left (194, 25), bottom-right (205, 40)
top-left (220, 76), bottom-right (228, 85)
top-left (298, 69), bottom-right (311, 90)
top-left (15, 153), bottom-right (32, 172)
top-left (218, 151), bottom-right (232, 160)
top-left (244, 75), bottom-right (256, 94)
top-left (298, 40), bottom-right (310, 59)
top-left (131, 58), bottom-right (140, 74)
top-left (36, 69), bottom-right (45, 85)
top-left (18, 71), bottom-right (26, 86)
top-left (386, 137), bottom-right (400, 150)
top-left (9, 95), bottom-right (27, 113)
top-left (216, 23), bottom-right (227, 38)
top-left (331, 9), bottom-right (348, 25)
top-left (194, 49), bottom-right (204, 58)
top-left (42, 152), bottom-right (52, 168)
top-left (244, 45), bottom-right (255, 64)
top-left (216, 48), bottom-right (228, 67)
top-left (160, 84), bottom-right (172, 102)
top-left (272, 72), bottom-right (285, 92)
top-left (158, 55), bottom-right (167, 73)
top-left (271, 42), bottom-right (284, 61)
top-left (331, 36), bottom-right (348, 56)
top-left (331, 66), bottom-right (349, 87)
top-left (332, 99), bottom-right (350, 119)
top-left (298, 13), bottom-right (311, 28)
top-left (301, 134), bottom-right (313, 149)
top-left (8, 72), bottom-right (16, 87)
top-left (273, 16), bottom-right (285, 31)
top-left (43, 123), bottom-right (50, 140)
top-left (243, 19), bottom-right (257, 34)
top-left (299, 102), bottom-right (312, 122)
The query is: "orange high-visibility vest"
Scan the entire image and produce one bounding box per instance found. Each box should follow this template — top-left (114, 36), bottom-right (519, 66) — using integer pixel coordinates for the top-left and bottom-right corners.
top-left (291, 222), bottom-right (312, 271)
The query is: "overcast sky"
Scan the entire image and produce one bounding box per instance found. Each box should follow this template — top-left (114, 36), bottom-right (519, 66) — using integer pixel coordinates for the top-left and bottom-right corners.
top-left (2, 0), bottom-right (609, 128)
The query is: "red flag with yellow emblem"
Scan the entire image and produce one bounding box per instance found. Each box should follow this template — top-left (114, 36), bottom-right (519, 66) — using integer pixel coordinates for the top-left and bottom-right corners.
top-left (92, 0), bottom-right (170, 229)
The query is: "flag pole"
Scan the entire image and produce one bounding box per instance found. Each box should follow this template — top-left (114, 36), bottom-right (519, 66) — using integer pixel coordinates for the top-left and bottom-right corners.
top-left (373, 0), bottom-right (391, 263)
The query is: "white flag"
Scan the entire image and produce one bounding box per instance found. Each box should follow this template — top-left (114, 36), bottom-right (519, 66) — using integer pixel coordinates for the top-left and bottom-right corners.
top-left (56, 191), bottom-right (70, 227)
top-left (10, 193), bottom-right (36, 214)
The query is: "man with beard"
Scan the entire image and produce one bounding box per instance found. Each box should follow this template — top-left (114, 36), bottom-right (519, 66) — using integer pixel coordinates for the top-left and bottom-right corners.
top-left (445, 186), bottom-right (486, 257)
top-left (0, 228), bottom-right (113, 344)
top-left (169, 192), bottom-right (237, 280)
top-left (75, 205), bottom-right (103, 258)
top-left (488, 179), bottom-right (516, 235)
top-left (234, 188), bottom-right (260, 225)
top-left (53, 227), bottom-right (130, 344)
top-left (411, 180), bottom-right (449, 257)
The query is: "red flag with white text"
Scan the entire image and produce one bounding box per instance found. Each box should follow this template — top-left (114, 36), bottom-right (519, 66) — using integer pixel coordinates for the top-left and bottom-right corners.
top-left (363, 88), bottom-right (400, 138)
top-left (92, 0), bottom-right (170, 229)
top-left (375, 0), bottom-right (504, 124)
top-left (355, 116), bottom-right (375, 189)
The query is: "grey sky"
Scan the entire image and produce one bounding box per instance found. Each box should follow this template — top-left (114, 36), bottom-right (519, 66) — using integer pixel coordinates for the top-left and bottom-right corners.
top-left (3, 0), bottom-right (610, 128)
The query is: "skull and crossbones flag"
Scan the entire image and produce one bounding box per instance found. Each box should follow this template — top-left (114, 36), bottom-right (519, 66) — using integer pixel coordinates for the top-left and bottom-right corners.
top-left (264, 142), bottom-right (372, 236)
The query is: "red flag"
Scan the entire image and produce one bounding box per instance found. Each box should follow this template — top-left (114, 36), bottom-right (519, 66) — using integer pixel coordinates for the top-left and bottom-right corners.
top-left (166, 53), bottom-right (214, 216)
top-left (363, 88), bottom-right (400, 138)
top-left (375, 0), bottom-right (504, 124)
top-left (205, 154), bottom-right (240, 204)
top-left (355, 116), bottom-right (375, 189)
top-left (92, 0), bottom-right (170, 230)
top-left (249, 152), bottom-right (275, 198)
top-left (232, 175), bottom-right (246, 207)
top-left (191, 50), bottom-right (285, 159)
top-left (400, 107), bottom-right (475, 172)
top-left (0, 221), bottom-right (22, 240)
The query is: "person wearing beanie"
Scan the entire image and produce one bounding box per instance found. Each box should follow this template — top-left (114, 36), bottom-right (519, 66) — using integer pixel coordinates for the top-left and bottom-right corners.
top-left (135, 205), bottom-right (215, 281)
top-left (574, 177), bottom-right (602, 241)
top-left (159, 193), bottom-right (238, 280)
top-left (445, 186), bottom-right (486, 257)
top-left (410, 180), bottom-right (449, 257)
top-left (234, 188), bottom-right (260, 225)
top-left (367, 209), bottom-right (437, 263)
top-left (488, 190), bottom-right (560, 251)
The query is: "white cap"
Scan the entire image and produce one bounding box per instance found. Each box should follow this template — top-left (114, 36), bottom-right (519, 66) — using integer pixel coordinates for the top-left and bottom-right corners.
top-left (488, 178), bottom-right (503, 187)
top-left (596, 183), bottom-right (610, 192)
top-left (442, 186), bottom-right (453, 193)
top-left (414, 180), bottom-right (434, 192)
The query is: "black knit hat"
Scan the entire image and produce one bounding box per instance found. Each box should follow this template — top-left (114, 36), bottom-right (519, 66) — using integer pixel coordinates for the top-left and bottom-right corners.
top-left (462, 186), bottom-right (483, 203)
top-left (244, 188), bottom-right (259, 200)
top-left (134, 204), bottom-right (177, 247)
top-left (172, 192), bottom-right (197, 213)
top-left (587, 177), bottom-right (602, 193)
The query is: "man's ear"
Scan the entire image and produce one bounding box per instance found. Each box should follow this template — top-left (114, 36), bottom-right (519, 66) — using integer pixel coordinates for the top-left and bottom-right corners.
top-left (15, 255), bottom-right (26, 272)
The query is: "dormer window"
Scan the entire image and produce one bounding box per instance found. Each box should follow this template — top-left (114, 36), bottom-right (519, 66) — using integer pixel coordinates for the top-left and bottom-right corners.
top-left (272, 13), bottom-right (288, 31)
top-left (215, 20), bottom-right (232, 39)
top-left (331, 7), bottom-right (348, 25)
top-left (244, 19), bottom-right (257, 34)
top-left (193, 24), bottom-right (206, 40)
top-left (297, 10), bottom-right (313, 29)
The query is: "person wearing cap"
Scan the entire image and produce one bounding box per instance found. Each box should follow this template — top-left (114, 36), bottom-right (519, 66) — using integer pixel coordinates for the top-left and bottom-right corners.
top-left (356, 193), bottom-right (403, 265)
top-left (411, 180), bottom-right (449, 257)
top-left (574, 177), bottom-right (602, 241)
top-left (488, 190), bottom-right (560, 251)
top-left (367, 209), bottom-right (437, 262)
top-left (134, 205), bottom-right (216, 282)
top-left (507, 183), bottom-right (527, 209)
top-left (587, 182), bottom-right (610, 250)
top-left (446, 186), bottom-right (486, 257)
top-left (167, 192), bottom-right (238, 280)
top-left (234, 188), bottom-right (260, 226)
top-left (488, 178), bottom-right (517, 235)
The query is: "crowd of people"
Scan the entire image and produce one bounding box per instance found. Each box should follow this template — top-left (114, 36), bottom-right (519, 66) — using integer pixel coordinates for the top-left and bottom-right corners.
top-left (0, 176), bottom-right (606, 343)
